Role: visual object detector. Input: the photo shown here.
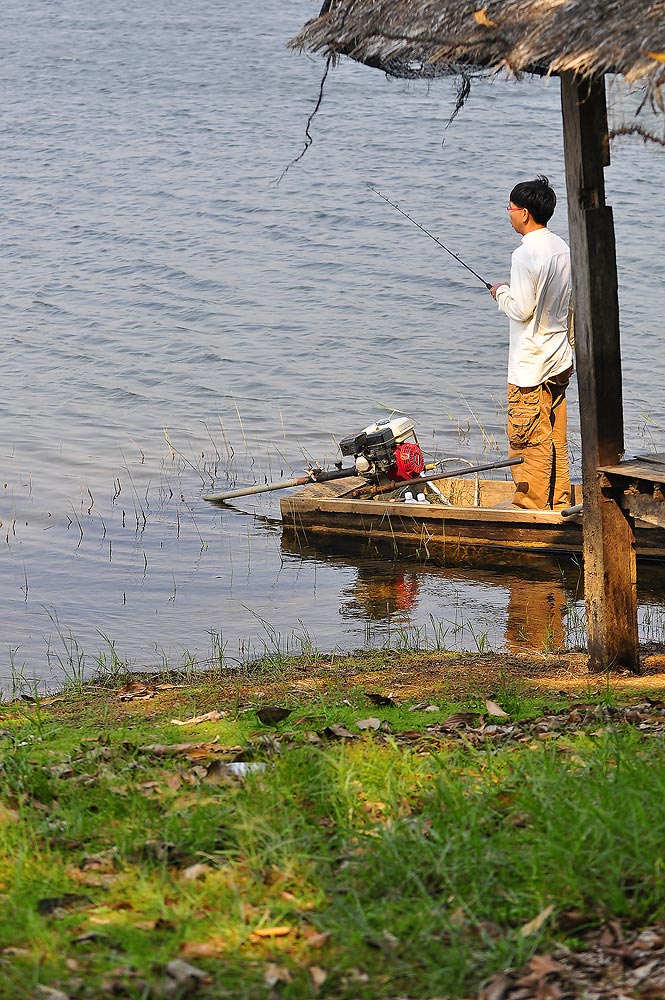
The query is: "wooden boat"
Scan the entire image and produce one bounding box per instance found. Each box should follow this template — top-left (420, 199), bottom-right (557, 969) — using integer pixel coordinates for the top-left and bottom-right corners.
top-left (280, 474), bottom-right (665, 568)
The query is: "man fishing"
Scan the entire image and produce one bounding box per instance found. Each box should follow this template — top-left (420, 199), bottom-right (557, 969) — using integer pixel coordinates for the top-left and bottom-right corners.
top-left (490, 175), bottom-right (574, 510)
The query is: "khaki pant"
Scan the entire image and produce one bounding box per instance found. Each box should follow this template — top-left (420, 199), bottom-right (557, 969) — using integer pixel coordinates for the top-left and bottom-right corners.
top-left (507, 366), bottom-right (572, 510)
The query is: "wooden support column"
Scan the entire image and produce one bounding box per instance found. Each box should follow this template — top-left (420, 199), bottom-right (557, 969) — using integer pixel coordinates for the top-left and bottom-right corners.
top-left (560, 72), bottom-right (639, 673)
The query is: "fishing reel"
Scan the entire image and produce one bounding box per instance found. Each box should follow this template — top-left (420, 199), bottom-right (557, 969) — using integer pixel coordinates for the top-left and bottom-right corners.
top-left (338, 417), bottom-right (425, 481)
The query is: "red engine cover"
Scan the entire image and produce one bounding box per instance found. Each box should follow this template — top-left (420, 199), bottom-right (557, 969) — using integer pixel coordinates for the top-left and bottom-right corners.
top-left (388, 442), bottom-right (425, 481)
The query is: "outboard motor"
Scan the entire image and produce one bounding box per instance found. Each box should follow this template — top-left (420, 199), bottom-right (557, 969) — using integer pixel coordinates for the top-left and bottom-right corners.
top-left (339, 417), bottom-right (425, 481)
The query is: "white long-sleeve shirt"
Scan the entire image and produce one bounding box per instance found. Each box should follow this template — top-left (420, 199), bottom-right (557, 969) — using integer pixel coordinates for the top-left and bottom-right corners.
top-left (495, 227), bottom-right (573, 387)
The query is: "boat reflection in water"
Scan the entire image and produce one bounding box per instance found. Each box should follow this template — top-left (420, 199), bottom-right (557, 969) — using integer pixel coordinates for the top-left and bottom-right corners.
top-left (280, 530), bottom-right (579, 655)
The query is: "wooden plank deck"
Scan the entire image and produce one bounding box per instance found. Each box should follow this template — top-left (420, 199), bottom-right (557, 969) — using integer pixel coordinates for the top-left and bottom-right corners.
top-left (598, 453), bottom-right (665, 528)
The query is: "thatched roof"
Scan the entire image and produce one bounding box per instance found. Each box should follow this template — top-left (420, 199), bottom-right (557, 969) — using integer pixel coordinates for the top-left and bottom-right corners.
top-left (290, 0), bottom-right (665, 100)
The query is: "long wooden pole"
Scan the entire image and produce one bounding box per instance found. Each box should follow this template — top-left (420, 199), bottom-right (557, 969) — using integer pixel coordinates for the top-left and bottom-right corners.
top-left (203, 467), bottom-right (356, 503)
top-left (560, 72), bottom-right (639, 673)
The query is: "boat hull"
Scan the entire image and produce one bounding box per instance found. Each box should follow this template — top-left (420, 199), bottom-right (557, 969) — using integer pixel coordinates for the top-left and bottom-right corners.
top-left (280, 476), bottom-right (665, 567)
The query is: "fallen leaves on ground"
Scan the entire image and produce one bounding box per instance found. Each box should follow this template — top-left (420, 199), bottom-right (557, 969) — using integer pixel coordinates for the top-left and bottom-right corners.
top-left (256, 706), bottom-right (293, 726)
top-left (138, 737), bottom-right (220, 758)
top-left (170, 710), bottom-right (225, 726)
top-left (364, 693), bottom-right (397, 707)
top-left (117, 681), bottom-right (184, 702)
top-left (113, 698), bottom-right (665, 765)
top-left (479, 920), bottom-right (665, 999)
top-left (37, 894), bottom-right (93, 917)
top-left (393, 699), bottom-right (665, 753)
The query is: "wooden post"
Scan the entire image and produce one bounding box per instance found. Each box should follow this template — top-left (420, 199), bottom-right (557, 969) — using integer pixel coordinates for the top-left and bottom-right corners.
top-left (560, 72), bottom-right (639, 673)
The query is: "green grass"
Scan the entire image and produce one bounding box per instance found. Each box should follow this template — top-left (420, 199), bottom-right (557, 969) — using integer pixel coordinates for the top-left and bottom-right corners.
top-left (1, 682), bottom-right (665, 998)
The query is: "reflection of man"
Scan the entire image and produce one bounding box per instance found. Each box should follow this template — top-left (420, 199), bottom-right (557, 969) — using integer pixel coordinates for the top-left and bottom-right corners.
top-left (504, 575), bottom-right (567, 654)
top-left (340, 568), bottom-right (420, 621)
top-left (490, 176), bottom-right (573, 510)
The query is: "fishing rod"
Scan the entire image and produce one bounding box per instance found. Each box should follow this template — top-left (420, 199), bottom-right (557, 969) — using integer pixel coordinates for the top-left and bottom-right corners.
top-left (370, 186), bottom-right (492, 291)
top-left (363, 456), bottom-right (523, 497)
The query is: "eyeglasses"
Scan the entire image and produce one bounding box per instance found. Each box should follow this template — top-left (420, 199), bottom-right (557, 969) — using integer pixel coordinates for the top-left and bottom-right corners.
top-left (506, 205), bottom-right (525, 213)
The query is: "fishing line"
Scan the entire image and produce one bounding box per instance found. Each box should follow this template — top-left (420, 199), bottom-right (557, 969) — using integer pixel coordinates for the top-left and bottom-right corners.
top-left (370, 185), bottom-right (492, 290)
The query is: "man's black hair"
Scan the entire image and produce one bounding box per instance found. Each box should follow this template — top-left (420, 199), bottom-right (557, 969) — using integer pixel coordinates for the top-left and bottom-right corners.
top-left (510, 175), bottom-right (557, 225)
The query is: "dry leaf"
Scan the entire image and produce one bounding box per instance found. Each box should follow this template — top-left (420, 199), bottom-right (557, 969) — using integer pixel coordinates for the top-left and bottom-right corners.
top-left (486, 699), bottom-right (510, 717)
top-left (440, 712), bottom-right (480, 729)
top-left (555, 908), bottom-right (592, 930)
top-left (49, 764), bottom-right (75, 779)
top-left (250, 926), bottom-right (291, 940)
top-left (474, 8), bottom-right (497, 27)
top-left (181, 863), bottom-right (209, 881)
top-left (631, 958), bottom-right (659, 984)
top-left (167, 772), bottom-right (183, 791)
top-left (303, 930), bottom-right (331, 948)
top-left (137, 780), bottom-right (160, 795)
top-left (117, 681), bottom-right (156, 701)
top-left (171, 710), bottom-right (225, 726)
top-left (528, 953), bottom-right (566, 976)
top-left (35, 987), bottom-right (72, 1000)
top-left (520, 903), bottom-right (555, 937)
top-left (37, 894), bottom-right (92, 916)
top-left (0, 803), bottom-right (20, 825)
top-left (321, 722), bottom-right (356, 739)
top-left (364, 693), bottom-right (396, 706)
top-left (65, 865), bottom-right (118, 888)
top-left (634, 929), bottom-right (665, 950)
top-left (479, 972), bottom-right (514, 1000)
top-left (264, 963), bottom-right (292, 986)
top-left (309, 965), bottom-right (328, 991)
top-left (256, 706), bottom-right (292, 726)
top-left (165, 959), bottom-right (213, 987)
top-left (357, 717), bottom-right (381, 731)
top-left (117, 680), bottom-right (183, 700)
top-left (201, 760), bottom-right (237, 785)
top-left (139, 737), bottom-right (219, 757)
top-left (180, 939), bottom-right (226, 959)
top-left (71, 930), bottom-right (109, 944)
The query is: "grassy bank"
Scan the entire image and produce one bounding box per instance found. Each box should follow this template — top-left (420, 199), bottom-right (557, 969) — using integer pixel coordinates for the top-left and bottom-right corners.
top-left (2, 650), bottom-right (665, 999)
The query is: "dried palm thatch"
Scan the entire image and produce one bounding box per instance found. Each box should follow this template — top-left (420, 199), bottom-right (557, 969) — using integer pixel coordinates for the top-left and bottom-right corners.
top-left (290, 0), bottom-right (665, 104)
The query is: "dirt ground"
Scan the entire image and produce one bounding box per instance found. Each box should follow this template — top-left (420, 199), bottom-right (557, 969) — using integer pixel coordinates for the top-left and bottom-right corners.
top-left (45, 648), bottom-right (665, 724)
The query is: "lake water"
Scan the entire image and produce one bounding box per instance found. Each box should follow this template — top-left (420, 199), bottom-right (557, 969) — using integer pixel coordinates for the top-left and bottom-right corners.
top-left (2, 0), bottom-right (664, 691)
